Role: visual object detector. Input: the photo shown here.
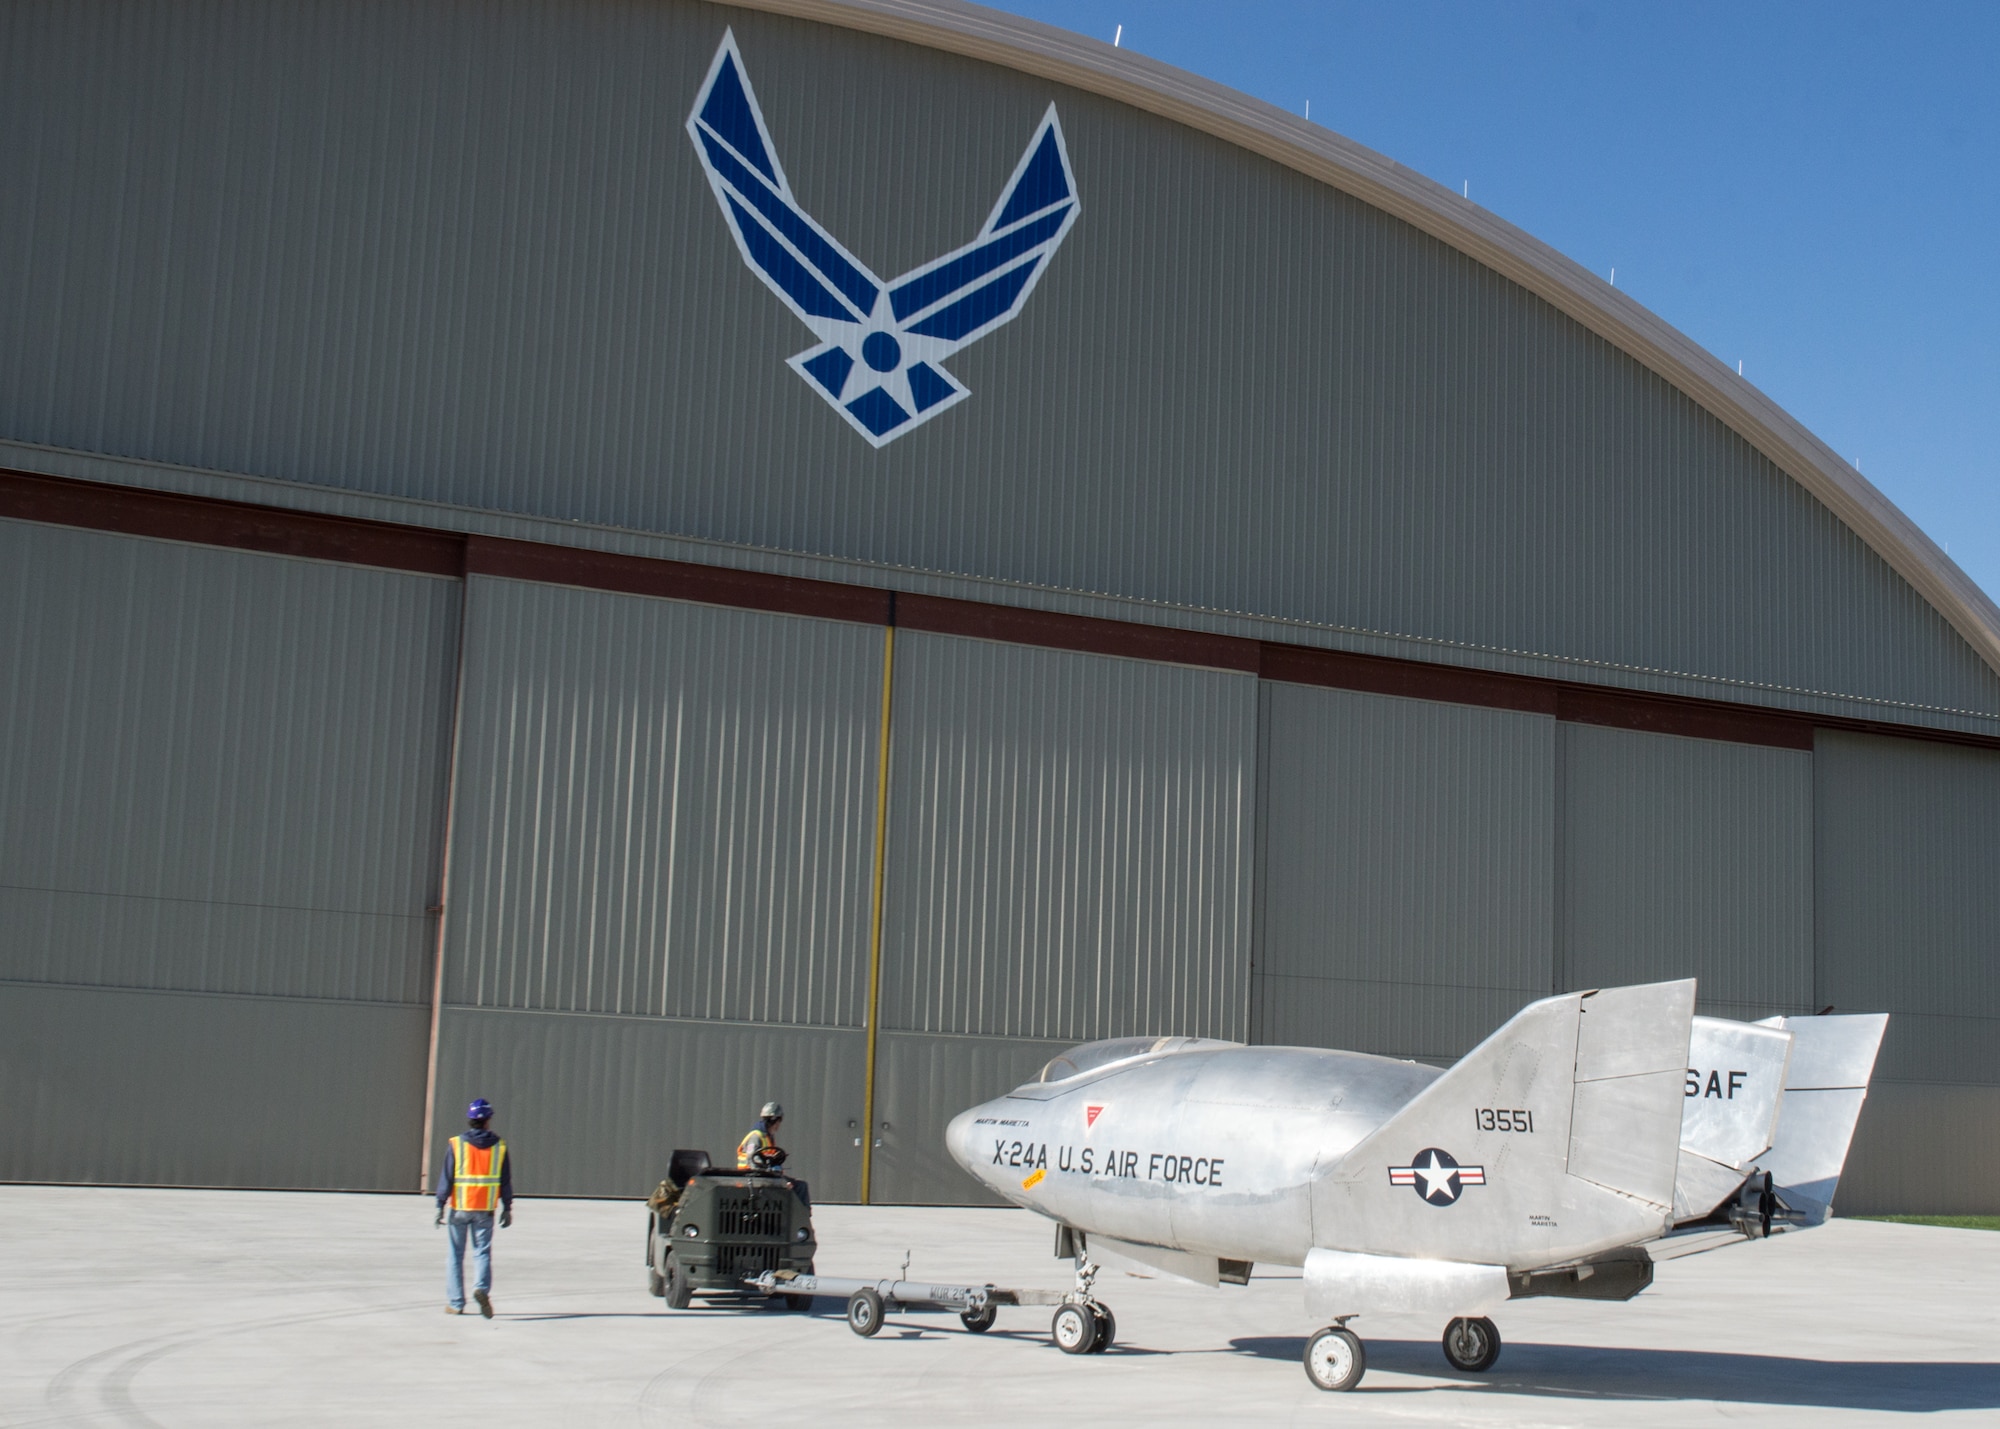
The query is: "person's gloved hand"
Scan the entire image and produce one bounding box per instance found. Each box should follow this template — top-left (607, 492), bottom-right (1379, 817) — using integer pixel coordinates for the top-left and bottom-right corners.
top-left (500, 1206), bottom-right (514, 1229)
top-left (434, 1206), bottom-right (444, 1227)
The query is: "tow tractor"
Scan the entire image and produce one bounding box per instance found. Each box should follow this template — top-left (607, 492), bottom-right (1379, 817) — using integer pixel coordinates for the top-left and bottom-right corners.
top-left (645, 1153), bottom-right (1117, 1352)
top-left (645, 1149), bottom-right (816, 1310)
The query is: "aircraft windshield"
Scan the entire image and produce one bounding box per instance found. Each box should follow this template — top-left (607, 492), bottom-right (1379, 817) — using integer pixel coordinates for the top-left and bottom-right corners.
top-left (1032, 1035), bottom-right (1240, 1085)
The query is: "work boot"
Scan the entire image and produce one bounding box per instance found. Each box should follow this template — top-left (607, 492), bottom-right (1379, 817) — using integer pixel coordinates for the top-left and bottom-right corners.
top-left (445, 1306), bottom-right (463, 1315)
top-left (474, 1289), bottom-right (492, 1319)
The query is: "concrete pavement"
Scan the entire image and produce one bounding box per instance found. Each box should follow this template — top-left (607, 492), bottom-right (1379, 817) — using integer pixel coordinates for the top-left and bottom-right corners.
top-left (1, 1185), bottom-right (1995, 1426)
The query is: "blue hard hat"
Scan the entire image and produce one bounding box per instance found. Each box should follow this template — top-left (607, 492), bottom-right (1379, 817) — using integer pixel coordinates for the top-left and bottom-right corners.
top-left (467, 1098), bottom-right (494, 1122)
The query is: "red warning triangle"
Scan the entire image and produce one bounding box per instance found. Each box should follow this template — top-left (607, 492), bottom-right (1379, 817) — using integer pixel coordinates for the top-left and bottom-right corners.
top-left (1085, 1105), bottom-right (1104, 1127)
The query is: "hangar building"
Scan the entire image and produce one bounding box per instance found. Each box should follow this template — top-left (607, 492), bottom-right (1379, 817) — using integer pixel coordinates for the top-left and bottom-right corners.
top-left (3, 0), bottom-right (1997, 1211)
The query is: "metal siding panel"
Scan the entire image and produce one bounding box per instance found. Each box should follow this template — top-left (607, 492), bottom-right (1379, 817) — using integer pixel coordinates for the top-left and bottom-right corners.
top-left (1254, 682), bottom-right (1554, 1061)
top-left (1560, 724), bottom-right (1814, 1017)
top-left (0, 519), bottom-right (458, 1003)
top-left (879, 632), bottom-right (1256, 1044)
top-left (1, 1), bottom-right (1993, 721)
top-left (430, 1006), bottom-right (865, 1200)
top-left (0, 982), bottom-right (426, 1188)
top-left (1815, 731), bottom-right (2000, 1086)
top-left (870, 1030), bottom-right (1071, 1206)
top-left (1836, 1082), bottom-right (2000, 1216)
top-left (443, 576), bottom-right (880, 1025)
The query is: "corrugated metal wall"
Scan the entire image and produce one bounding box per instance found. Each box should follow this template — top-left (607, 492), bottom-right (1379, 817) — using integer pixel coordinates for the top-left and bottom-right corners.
top-left (1559, 724), bottom-right (1814, 1018)
top-left (874, 632), bottom-right (1257, 1202)
top-left (1815, 730), bottom-right (2000, 1213)
top-left (1253, 682), bottom-right (1555, 1061)
top-left (0, 519), bottom-right (458, 1186)
top-left (2, 0), bottom-right (1994, 722)
top-left (433, 1007), bottom-right (865, 1200)
top-left (433, 576), bottom-right (883, 1197)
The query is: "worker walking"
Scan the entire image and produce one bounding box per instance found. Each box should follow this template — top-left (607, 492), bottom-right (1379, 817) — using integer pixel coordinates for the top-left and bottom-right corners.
top-left (737, 1100), bottom-right (809, 1208)
top-left (434, 1097), bottom-right (514, 1318)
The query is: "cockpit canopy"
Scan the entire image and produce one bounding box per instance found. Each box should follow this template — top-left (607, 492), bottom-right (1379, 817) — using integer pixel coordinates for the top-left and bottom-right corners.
top-left (1026, 1034), bottom-right (1242, 1088)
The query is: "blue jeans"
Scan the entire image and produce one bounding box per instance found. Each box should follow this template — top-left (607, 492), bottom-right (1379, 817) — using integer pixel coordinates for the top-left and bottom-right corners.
top-left (446, 1210), bottom-right (494, 1308)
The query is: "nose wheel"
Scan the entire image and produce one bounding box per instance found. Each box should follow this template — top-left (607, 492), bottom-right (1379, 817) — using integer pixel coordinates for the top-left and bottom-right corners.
top-left (1303, 1325), bottom-right (1365, 1391)
top-left (1442, 1315), bottom-right (1502, 1372)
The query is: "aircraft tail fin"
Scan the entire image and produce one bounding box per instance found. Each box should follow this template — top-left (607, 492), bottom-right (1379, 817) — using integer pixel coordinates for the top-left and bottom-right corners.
top-left (1754, 1012), bottom-right (1887, 1225)
top-left (1313, 980), bottom-right (1695, 1273)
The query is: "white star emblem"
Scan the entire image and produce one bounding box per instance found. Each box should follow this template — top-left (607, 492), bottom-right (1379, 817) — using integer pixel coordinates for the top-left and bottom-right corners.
top-left (1411, 1150), bottom-right (1458, 1202)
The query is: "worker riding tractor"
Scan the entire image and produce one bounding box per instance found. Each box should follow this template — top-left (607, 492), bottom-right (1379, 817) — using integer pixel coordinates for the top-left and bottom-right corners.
top-left (645, 1102), bottom-right (816, 1311)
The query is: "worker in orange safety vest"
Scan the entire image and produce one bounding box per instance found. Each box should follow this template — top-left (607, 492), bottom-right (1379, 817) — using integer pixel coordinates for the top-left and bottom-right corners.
top-left (433, 1097), bottom-right (514, 1317)
top-left (737, 1100), bottom-right (810, 1208)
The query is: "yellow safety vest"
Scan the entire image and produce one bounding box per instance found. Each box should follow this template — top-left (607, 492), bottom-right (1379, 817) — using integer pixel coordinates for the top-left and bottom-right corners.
top-left (736, 1128), bottom-right (773, 1170)
top-left (450, 1135), bottom-right (507, 1212)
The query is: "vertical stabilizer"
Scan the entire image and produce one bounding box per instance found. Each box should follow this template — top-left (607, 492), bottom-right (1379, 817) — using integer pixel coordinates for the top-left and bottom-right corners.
top-left (1313, 980), bottom-right (1695, 1270)
top-left (1673, 1016), bottom-right (1793, 1221)
top-left (1754, 1013), bottom-right (1888, 1224)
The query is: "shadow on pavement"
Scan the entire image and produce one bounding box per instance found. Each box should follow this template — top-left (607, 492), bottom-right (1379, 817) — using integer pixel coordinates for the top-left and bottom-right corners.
top-left (1226, 1336), bottom-right (2000, 1412)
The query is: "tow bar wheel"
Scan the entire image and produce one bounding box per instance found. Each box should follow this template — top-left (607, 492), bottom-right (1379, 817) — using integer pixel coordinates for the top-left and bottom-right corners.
top-left (846, 1287), bottom-right (885, 1337)
top-left (1304, 1326), bottom-right (1365, 1392)
top-left (959, 1304), bottom-right (997, 1333)
top-left (1051, 1302), bottom-right (1099, 1354)
top-left (1442, 1315), bottom-right (1502, 1372)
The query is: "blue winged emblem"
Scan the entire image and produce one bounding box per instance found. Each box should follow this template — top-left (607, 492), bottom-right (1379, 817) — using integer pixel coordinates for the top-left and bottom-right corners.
top-left (688, 31), bottom-right (1080, 446)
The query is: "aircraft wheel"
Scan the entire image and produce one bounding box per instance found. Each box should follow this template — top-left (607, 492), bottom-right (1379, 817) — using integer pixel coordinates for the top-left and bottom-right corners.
top-left (662, 1253), bottom-right (695, 1310)
top-left (1051, 1302), bottom-right (1100, 1354)
top-left (1304, 1326), bottom-right (1365, 1392)
top-left (846, 1287), bottom-right (885, 1337)
top-left (1442, 1315), bottom-right (1501, 1372)
top-left (1085, 1301), bottom-right (1115, 1353)
top-left (959, 1304), bottom-right (997, 1333)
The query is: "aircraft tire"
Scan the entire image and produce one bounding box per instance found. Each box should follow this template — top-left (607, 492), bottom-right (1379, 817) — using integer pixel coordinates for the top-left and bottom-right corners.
top-left (1304, 1326), bottom-right (1365, 1392)
top-left (959, 1305), bottom-right (997, 1333)
top-left (1442, 1316), bottom-right (1501, 1373)
top-left (1051, 1302), bottom-right (1100, 1354)
top-left (846, 1288), bottom-right (885, 1337)
top-left (1085, 1302), bottom-right (1115, 1353)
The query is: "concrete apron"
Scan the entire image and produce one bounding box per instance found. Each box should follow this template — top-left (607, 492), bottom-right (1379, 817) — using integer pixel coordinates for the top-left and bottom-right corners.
top-left (3, 1185), bottom-right (1997, 1425)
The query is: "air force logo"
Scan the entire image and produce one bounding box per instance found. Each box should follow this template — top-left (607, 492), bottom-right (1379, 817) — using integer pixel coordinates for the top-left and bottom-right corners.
top-left (1388, 1148), bottom-right (1486, 1206)
top-left (687, 32), bottom-right (1079, 446)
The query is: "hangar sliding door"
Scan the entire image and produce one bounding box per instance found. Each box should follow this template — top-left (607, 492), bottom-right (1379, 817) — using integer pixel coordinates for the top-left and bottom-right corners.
top-left (430, 577), bottom-right (881, 1199)
top-left (0, 520), bottom-right (457, 1188)
top-left (872, 633), bottom-right (1257, 1204)
top-left (1815, 730), bottom-right (2000, 1214)
top-left (1557, 723), bottom-right (1814, 1017)
top-left (1253, 683), bottom-right (1555, 1061)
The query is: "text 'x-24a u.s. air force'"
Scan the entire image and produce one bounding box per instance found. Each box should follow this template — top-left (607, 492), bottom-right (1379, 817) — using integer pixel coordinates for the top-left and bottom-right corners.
top-left (687, 31), bottom-right (1078, 446)
top-left (947, 980), bottom-right (1887, 1391)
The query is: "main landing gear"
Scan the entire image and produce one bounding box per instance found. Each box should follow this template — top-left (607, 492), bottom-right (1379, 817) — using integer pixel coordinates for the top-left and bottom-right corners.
top-left (1441, 1315), bottom-right (1502, 1373)
top-left (1302, 1314), bottom-right (1503, 1391)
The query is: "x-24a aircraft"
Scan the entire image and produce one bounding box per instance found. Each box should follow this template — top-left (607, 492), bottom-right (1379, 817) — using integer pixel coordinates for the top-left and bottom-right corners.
top-left (946, 980), bottom-right (1886, 1390)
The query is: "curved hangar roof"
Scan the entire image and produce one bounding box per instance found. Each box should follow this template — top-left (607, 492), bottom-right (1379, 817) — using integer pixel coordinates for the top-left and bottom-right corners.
top-left (746, 0), bottom-right (2000, 687)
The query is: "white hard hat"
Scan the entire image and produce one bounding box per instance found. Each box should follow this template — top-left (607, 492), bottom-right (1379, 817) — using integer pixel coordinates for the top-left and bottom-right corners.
top-left (760, 1101), bottom-right (783, 1120)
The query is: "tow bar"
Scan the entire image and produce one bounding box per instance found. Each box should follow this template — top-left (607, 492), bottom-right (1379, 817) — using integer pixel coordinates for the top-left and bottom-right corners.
top-left (742, 1260), bottom-right (1117, 1353)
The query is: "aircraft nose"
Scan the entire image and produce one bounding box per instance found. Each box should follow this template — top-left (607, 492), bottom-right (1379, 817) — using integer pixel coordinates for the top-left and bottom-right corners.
top-left (945, 1104), bottom-right (981, 1175)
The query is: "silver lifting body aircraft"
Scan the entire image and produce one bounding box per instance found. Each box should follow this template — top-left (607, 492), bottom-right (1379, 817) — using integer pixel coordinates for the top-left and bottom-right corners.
top-left (946, 980), bottom-right (1886, 1390)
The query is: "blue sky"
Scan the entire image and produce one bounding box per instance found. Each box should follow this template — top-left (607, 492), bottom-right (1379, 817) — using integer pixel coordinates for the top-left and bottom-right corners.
top-left (983, 1), bottom-right (2000, 603)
